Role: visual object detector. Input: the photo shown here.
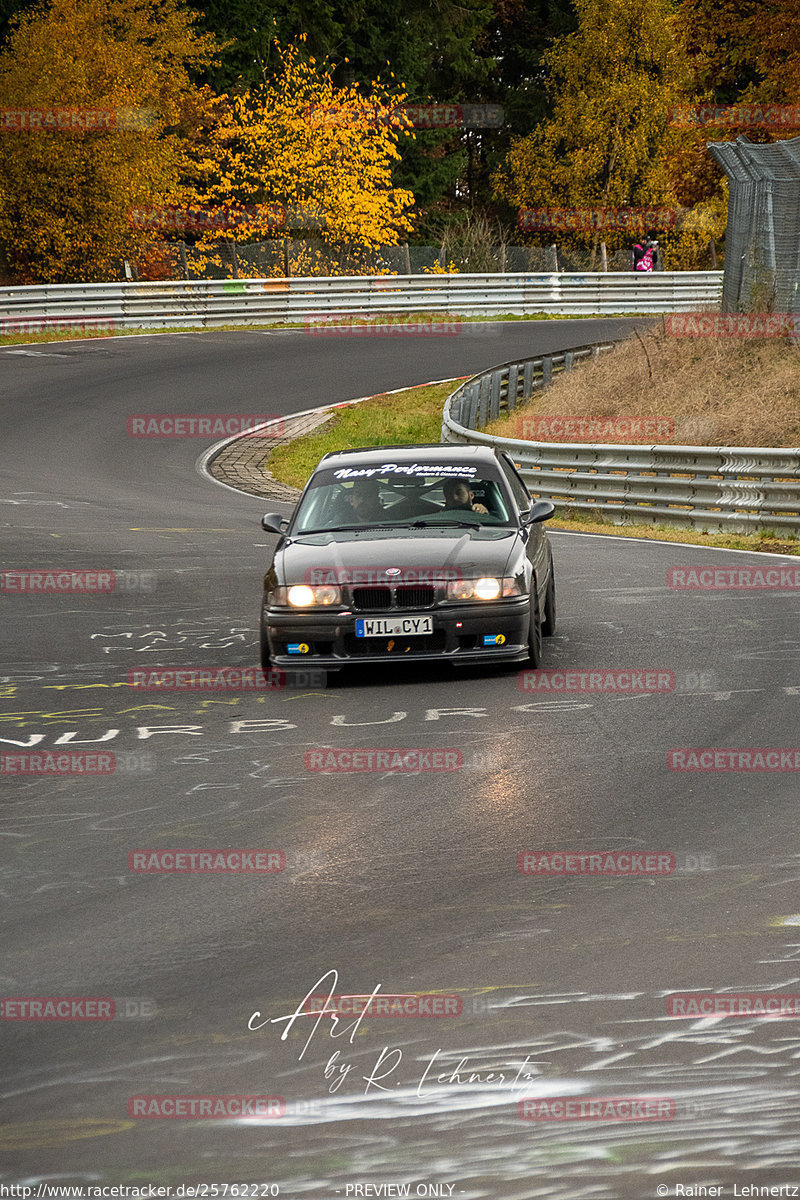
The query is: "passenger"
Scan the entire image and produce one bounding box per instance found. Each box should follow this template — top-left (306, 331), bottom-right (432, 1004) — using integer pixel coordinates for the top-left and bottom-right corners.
top-left (441, 478), bottom-right (489, 514)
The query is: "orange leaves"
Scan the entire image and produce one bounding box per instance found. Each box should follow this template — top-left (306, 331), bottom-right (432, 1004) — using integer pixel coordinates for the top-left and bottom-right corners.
top-left (194, 40), bottom-right (415, 256)
top-left (0, 0), bottom-right (219, 281)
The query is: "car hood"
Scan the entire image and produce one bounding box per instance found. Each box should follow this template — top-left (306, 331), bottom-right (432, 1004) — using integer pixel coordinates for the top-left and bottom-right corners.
top-left (275, 527), bottom-right (519, 584)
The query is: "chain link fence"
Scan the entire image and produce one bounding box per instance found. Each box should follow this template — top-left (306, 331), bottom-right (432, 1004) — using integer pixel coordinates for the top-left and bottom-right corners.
top-left (709, 134), bottom-right (800, 314)
top-left (132, 238), bottom-right (643, 281)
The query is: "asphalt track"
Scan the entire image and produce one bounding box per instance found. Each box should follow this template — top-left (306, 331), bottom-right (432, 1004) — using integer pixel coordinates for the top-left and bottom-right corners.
top-left (2, 319), bottom-right (800, 1198)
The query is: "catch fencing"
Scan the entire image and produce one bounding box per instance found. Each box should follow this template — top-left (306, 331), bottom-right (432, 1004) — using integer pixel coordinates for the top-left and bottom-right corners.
top-left (441, 343), bottom-right (800, 534)
top-left (709, 135), bottom-right (800, 315)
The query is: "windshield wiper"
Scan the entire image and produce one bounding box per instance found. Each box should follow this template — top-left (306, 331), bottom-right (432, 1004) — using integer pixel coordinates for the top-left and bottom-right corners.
top-left (295, 524), bottom-right (400, 535)
top-left (409, 518), bottom-right (481, 530)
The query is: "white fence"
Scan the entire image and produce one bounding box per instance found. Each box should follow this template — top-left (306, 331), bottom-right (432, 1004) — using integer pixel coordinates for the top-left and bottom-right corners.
top-left (0, 271), bottom-right (723, 330)
top-left (441, 345), bottom-right (800, 534)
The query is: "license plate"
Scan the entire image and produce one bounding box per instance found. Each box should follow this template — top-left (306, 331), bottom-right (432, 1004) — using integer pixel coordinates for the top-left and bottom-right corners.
top-left (355, 615), bottom-right (434, 637)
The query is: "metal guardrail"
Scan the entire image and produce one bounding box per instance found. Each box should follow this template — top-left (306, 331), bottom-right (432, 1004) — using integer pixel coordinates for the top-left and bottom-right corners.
top-left (441, 342), bottom-right (800, 534)
top-left (0, 271), bottom-right (723, 330)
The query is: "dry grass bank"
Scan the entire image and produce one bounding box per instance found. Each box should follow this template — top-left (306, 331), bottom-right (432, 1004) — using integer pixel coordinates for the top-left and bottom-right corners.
top-left (486, 324), bottom-right (800, 447)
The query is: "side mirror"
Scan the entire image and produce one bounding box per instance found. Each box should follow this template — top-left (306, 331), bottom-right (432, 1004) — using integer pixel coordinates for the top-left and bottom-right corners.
top-left (522, 500), bottom-right (555, 525)
top-left (261, 512), bottom-right (289, 535)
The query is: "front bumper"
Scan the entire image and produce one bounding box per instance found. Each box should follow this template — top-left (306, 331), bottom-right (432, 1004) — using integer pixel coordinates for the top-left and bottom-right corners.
top-left (264, 597), bottom-right (530, 667)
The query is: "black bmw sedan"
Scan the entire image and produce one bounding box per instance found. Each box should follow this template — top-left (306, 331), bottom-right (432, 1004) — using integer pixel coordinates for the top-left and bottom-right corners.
top-left (259, 444), bottom-right (555, 671)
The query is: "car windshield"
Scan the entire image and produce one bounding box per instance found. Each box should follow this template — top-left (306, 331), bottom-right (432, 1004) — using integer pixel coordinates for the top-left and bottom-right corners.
top-left (292, 464), bottom-right (514, 534)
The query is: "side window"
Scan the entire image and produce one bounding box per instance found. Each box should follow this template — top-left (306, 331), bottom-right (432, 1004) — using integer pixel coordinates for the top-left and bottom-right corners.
top-left (499, 455), bottom-right (531, 513)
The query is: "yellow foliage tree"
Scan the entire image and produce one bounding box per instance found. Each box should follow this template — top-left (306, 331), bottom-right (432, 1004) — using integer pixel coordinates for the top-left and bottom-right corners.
top-left (494, 0), bottom-right (689, 261)
top-left (0, 0), bottom-right (219, 282)
top-left (193, 39), bottom-right (415, 269)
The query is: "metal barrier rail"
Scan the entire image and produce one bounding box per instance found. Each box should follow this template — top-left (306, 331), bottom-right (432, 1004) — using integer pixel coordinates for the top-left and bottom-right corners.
top-left (441, 343), bottom-right (800, 534)
top-left (0, 271), bottom-right (723, 329)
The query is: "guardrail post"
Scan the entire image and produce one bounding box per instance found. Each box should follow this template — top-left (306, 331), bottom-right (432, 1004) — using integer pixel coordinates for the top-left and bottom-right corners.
top-left (522, 359), bottom-right (536, 400)
top-left (507, 365), bottom-right (519, 411)
top-left (541, 357), bottom-right (552, 388)
top-left (466, 385), bottom-right (479, 430)
top-left (476, 376), bottom-right (490, 427)
top-left (489, 371), bottom-right (502, 421)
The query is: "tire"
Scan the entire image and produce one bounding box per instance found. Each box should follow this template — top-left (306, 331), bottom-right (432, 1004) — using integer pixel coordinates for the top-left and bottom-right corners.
top-left (541, 563), bottom-right (556, 637)
top-left (527, 577), bottom-right (543, 668)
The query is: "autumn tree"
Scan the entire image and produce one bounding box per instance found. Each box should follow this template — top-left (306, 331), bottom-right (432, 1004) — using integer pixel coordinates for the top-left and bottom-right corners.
top-left (0, 0), bottom-right (218, 282)
top-left (669, 0), bottom-right (800, 209)
top-left (186, 0), bottom-right (500, 214)
top-left (493, 0), bottom-right (689, 259)
top-left (194, 39), bottom-right (414, 262)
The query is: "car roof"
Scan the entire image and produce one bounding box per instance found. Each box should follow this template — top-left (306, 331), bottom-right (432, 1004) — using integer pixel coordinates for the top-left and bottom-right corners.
top-left (316, 444), bottom-right (500, 471)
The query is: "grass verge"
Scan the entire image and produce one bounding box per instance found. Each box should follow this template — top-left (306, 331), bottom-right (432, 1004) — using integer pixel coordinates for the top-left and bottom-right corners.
top-left (485, 321), bottom-right (800, 448)
top-left (265, 380), bottom-right (800, 556)
top-left (0, 310), bottom-right (644, 348)
top-left (266, 381), bottom-right (459, 488)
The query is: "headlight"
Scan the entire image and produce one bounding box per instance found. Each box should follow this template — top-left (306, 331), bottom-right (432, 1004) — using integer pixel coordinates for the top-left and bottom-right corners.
top-left (446, 577), bottom-right (522, 601)
top-left (274, 584), bottom-right (342, 607)
top-left (474, 577), bottom-right (501, 600)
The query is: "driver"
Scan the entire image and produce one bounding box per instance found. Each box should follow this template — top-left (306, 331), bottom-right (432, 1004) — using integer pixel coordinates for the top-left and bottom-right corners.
top-left (344, 477), bottom-right (385, 523)
top-left (442, 478), bottom-right (489, 514)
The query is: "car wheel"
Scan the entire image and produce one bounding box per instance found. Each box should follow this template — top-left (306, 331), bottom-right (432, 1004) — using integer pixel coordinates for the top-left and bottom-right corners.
top-left (541, 563), bottom-right (556, 637)
top-left (527, 577), bottom-right (543, 667)
top-left (259, 607), bottom-right (271, 671)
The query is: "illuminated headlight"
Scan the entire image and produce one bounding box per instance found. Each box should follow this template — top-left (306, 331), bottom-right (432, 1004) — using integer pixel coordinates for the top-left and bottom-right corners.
top-left (474, 577), bottom-right (501, 600)
top-left (277, 584), bottom-right (342, 607)
top-left (446, 577), bottom-right (522, 601)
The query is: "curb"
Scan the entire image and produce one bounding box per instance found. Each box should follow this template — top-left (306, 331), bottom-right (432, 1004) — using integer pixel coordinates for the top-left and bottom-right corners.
top-left (196, 377), bottom-right (468, 504)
